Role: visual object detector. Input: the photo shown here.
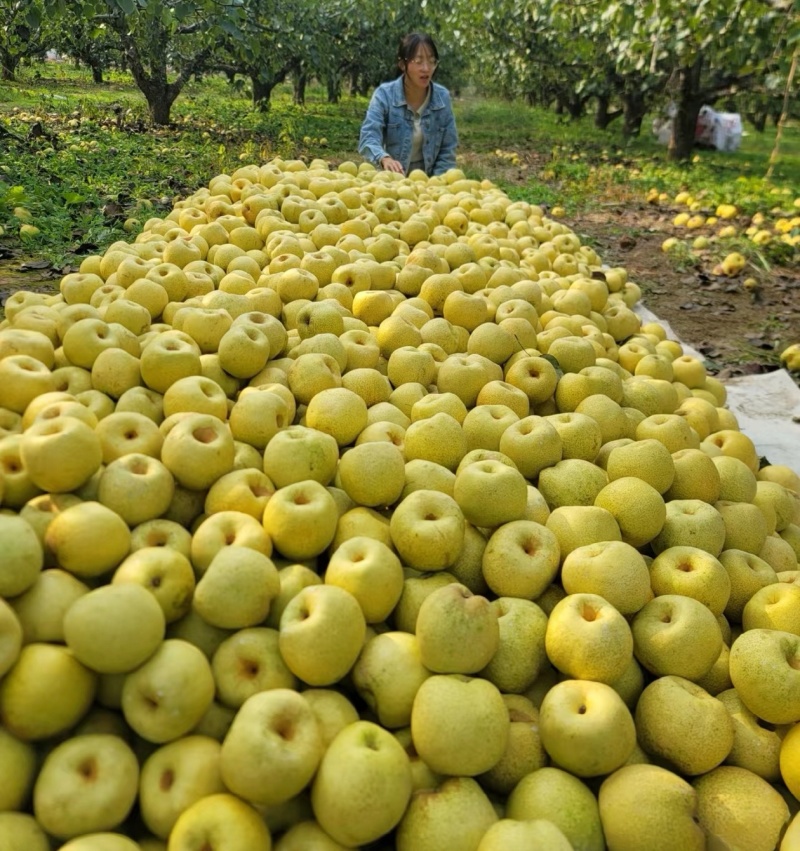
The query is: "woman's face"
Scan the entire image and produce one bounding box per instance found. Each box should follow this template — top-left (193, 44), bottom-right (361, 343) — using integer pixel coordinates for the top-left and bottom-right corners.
top-left (402, 46), bottom-right (438, 88)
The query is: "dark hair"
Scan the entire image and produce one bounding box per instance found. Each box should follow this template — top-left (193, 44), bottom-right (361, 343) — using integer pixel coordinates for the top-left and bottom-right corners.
top-left (397, 32), bottom-right (438, 65)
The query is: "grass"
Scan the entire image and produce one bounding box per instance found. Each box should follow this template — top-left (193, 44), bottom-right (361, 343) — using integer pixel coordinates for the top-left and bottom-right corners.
top-left (1, 62), bottom-right (798, 268)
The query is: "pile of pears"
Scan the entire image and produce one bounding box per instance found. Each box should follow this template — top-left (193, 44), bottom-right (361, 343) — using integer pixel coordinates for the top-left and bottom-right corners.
top-left (2, 155), bottom-right (800, 851)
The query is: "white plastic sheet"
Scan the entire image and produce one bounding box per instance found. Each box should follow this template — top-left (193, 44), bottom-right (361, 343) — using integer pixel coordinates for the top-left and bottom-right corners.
top-left (651, 105), bottom-right (743, 152)
top-left (634, 303), bottom-right (800, 470)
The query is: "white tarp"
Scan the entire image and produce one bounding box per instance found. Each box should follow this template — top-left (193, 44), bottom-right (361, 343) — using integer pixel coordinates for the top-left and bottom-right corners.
top-left (723, 371), bottom-right (800, 470)
top-left (651, 105), bottom-right (743, 152)
top-left (634, 303), bottom-right (800, 470)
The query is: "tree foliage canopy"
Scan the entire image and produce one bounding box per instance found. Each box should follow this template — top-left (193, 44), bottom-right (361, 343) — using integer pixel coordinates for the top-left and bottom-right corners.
top-left (25, 0), bottom-right (799, 154)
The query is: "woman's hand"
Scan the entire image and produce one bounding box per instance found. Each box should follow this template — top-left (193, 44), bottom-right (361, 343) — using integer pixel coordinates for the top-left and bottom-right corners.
top-left (380, 156), bottom-right (405, 174)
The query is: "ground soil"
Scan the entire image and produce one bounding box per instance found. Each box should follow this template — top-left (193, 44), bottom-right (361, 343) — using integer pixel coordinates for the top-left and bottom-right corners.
top-left (566, 202), bottom-right (800, 381)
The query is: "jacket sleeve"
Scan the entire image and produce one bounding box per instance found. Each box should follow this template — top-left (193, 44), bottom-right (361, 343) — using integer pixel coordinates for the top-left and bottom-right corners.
top-left (358, 87), bottom-right (390, 167)
top-left (431, 89), bottom-right (459, 176)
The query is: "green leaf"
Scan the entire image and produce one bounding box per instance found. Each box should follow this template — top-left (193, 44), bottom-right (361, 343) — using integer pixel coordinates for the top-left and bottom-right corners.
top-left (24, 6), bottom-right (43, 28)
top-left (113, 0), bottom-right (137, 14)
top-left (63, 191), bottom-right (86, 206)
top-left (219, 17), bottom-right (244, 38)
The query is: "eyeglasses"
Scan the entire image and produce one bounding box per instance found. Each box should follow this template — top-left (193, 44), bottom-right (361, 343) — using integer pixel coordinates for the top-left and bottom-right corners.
top-left (407, 57), bottom-right (438, 68)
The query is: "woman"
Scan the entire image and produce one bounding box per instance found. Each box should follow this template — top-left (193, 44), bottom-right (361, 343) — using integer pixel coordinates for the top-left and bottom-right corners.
top-left (358, 33), bottom-right (458, 178)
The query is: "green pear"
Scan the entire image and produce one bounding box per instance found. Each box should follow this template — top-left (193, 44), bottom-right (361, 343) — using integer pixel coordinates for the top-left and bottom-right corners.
top-left (324, 535), bottom-right (404, 624)
top-left (166, 607), bottom-right (232, 660)
top-left (729, 628), bottom-right (800, 724)
top-left (635, 675), bottom-right (734, 774)
top-left (717, 688), bottom-right (782, 781)
top-left (192, 545), bottom-right (280, 629)
top-left (447, 522), bottom-right (490, 595)
top-left (396, 776), bottom-right (498, 851)
top-left (220, 689), bottom-right (323, 807)
top-left (480, 694), bottom-right (546, 794)
top-left (63, 582), bottom-right (165, 674)
top-left (279, 584), bottom-right (366, 686)
top-left (482, 519), bottom-right (561, 598)
top-left (264, 562), bottom-right (322, 629)
top-left (561, 539), bottom-right (652, 615)
top-left (0, 813), bottom-right (50, 851)
top-left (716, 500), bottom-right (769, 554)
top-left (73, 706), bottom-right (132, 739)
top-left (312, 720), bottom-right (412, 846)
top-left (720, 548), bottom-right (778, 623)
top-left (393, 726), bottom-right (443, 792)
top-left (540, 679), bottom-right (637, 777)
top-left (506, 766), bottom-right (605, 851)
top-left (546, 592), bottom-right (633, 684)
top-left (392, 570), bottom-right (458, 633)
top-left (9, 568), bottom-right (89, 644)
top-left (121, 639), bottom-right (215, 743)
top-left (694, 642), bottom-right (733, 696)
top-left (415, 583), bottom-right (499, 674)
top-left (538, 457), bottom-right (608, 508)
top-left (57, 834), bottom-right (141, 851)
top-left (781, 811), bottom-right (800, 851)
top-left (599, 763), bottom-right (705, 850)
top-left (302, 688), bottom-right (360, 749)
top-left (33, 733), bottom-right (139, 839)
top-left (274, 820), bottom-right (351, 850)
top-left (139, 735), bottom-right (225, 839)
top-left (411, 674), bottom-right (509, 776)
top-left (545, 505), bottom-right (621, 558)
top-left (167, 793), bottom-right (272, 851)
top-left (477, 818), bottom-right (572, 851)
top-left (351, 630), bottom-right (431, 728)
top-left (648, 546), bottom-right (731, 616)
top-left (190, 700), bottom-right (236, 743)
top-left (0, 642), bottom-right (96, 740)
top-left (0, 513), bottom-right (44, 597)
top-left (480, 596), bottom-right (548, 693)
top-left (453, 457), bottom-right (528, 526)
top-left (113, 545), bottom-right (196, 624)
top-left (610, 654), bottom-right (646, 709)
top-left (651, 499), bottom-right (726, 556)
top-left (632, 594), bottom-right (723, 681)
top-left (693, 765), bottom-right (790, 851)
top-left (0, 726), bottom-right (37, 811)
top-left (389, 489), bottom-right (465, 571)
top-left (0, 597), bottom-right (22, 678)
top-left (211, 627), bottom-right (297, 709)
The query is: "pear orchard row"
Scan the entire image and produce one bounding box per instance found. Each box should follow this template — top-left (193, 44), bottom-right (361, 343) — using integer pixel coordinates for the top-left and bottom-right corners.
top-left (2, 157), bottom-right (800, 851)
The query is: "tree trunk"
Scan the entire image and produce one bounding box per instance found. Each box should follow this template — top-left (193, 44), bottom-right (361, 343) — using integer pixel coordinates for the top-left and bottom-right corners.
top-left (595, 94), bottom-right (610, 129)
top-left (293, 72), bottom-right (307, 105)
top-left (621, 89), bottom-right (647, 137)
top-left (146, 87), bottom-right (177, 125)
top-left (326, 73), bottom-right (340, 104)
top-left (564, 93), bottom-right (585, 120)
top-left (0, 50), bottom-right (17, 81)
top-left (669, 57), bottom-right (704, 161)
top-left (747, 111), bottom-right (768, 132)
top-left (252, 74), bottom-right (276, 111)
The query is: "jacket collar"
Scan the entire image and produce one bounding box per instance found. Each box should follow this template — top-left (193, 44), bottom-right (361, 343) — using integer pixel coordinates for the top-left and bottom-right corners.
top-left (389, 75), bottom-right (446, 110)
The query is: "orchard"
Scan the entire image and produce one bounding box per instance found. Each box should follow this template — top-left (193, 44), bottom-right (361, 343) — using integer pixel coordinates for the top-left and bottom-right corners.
top-left (2, 153), bottom-right (800, 850)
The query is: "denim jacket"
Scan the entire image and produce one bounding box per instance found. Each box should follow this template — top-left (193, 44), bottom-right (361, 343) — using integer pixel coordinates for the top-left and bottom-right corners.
top-left (358, 76), bottom-right (458, 177)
